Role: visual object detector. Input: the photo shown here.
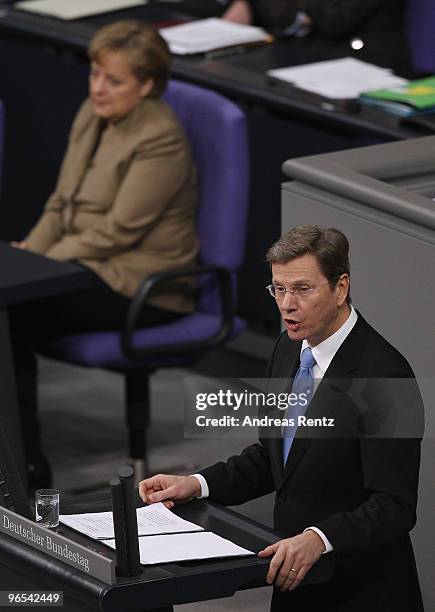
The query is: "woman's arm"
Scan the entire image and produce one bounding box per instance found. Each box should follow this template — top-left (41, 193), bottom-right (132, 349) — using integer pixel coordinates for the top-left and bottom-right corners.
top-left (25, 101), bottom-right (91, 255)
top-left (45, 129), bottom-right (194, 262)
top-left (299, 0), bottom-right (382, 40)
top-left (243, 0), bottom-right (382, 39)
top-left (25, 192), bottom-right (65, 255)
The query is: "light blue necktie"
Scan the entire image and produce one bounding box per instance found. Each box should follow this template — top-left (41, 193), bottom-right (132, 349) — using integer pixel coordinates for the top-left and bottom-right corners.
top-left (283, 347), bottom-right (316, 464)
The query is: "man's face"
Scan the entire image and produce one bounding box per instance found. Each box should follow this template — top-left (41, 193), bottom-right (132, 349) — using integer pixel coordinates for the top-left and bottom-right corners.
top-left (271, 254), bottom-right (350, 346)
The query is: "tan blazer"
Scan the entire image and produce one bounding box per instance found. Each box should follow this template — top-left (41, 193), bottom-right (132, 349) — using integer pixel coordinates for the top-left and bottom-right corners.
top-left (26, 98), bottom-right (198, 313)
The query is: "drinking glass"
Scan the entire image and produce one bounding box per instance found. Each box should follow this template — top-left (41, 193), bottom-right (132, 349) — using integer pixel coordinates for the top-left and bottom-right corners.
top-left (35, 488), bottom-right (60, 528)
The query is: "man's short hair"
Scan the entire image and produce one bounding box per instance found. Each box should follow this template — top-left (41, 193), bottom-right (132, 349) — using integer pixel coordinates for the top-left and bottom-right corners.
top-left (88, 20), bottom-right (171, 98)
top-left (266, 225), bottom-right (351, 304)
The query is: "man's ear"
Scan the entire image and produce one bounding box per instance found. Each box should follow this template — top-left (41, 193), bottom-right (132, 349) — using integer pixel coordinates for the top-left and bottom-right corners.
top-left (336, 274), bottom-right (350, 306)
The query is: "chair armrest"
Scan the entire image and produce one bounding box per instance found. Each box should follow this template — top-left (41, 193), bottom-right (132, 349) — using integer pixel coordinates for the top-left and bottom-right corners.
top-left (122, 264), bottom-right (234, 359)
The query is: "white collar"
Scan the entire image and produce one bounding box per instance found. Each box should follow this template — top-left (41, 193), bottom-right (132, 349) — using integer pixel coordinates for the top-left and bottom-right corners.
top-left (301, 305), bottom-right (358, 375)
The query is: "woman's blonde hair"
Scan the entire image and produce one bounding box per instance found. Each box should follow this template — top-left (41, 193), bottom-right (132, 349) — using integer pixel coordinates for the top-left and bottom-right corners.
top-left (88, 20), bottom-right (171, 98)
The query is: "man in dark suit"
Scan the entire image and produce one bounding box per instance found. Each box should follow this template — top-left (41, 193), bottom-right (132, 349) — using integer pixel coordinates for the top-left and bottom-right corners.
top-left (221, 0), bottom-right (412, 75)
top-left (139, 226), bottom-right (423, 611)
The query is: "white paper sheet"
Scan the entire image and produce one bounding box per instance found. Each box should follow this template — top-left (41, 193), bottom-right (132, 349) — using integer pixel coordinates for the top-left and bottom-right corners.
top-left (15, 0), bottom-right (146, 21)
top-left (267, 57), bottom-right (408, 100)
top-left (102, 531), bottom-right (255, 564)
top-left (60, 502), bottom-right (204, 539)
top-left (160, 18), bottom-right (270, 55)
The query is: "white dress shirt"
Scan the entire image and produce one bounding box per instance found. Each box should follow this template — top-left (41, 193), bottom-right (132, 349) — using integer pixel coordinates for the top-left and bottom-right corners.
top-left (193, 306), bottom-right (358, 554)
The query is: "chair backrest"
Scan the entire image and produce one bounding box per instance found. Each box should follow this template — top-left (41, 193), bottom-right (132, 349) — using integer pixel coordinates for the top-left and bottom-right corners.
top-left (0, 101), bottom-right (4, 197)
top-left (163, 80), bottom-right (249, 315)
top-left (406, 0), bottom-right (435, 74)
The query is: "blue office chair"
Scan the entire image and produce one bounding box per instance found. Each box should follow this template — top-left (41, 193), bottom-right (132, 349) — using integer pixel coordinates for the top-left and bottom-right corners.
top-left (43, 80), bottom-right (249, 477)
top-left (406, 0), bottom-right (435, 74)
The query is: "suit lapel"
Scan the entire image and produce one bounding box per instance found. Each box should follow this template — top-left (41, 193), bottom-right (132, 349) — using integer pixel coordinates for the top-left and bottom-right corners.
top-left (278, 314), bottom-right (370, 491)
top-left (65, 112), bottom-right (104, 201)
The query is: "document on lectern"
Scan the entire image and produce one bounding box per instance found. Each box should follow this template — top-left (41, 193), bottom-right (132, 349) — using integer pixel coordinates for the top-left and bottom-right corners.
top-left (102, 531), bottom-right (255, 564)
top-left (60, 502), bottom-right (204, 540)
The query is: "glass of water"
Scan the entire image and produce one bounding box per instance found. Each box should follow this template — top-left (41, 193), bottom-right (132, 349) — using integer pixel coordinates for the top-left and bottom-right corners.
top-left (35, 489), bottom-right (60, 528)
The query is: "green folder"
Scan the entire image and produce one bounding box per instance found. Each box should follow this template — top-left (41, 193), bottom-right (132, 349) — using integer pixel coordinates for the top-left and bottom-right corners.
top-left (361, 76), bottom-right (435, 110)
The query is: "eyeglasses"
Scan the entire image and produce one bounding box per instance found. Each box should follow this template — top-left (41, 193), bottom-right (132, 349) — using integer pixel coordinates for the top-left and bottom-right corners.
top-left (266, 280), bottom-right (331, 300)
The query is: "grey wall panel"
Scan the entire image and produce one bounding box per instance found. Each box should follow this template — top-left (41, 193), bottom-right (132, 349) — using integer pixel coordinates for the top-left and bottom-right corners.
top-left (284, 160), bottom-right (435, 231)
top-left (284, 134), bottom-right (435, 179)
top-left (282, 183), bottom-right (434, 377)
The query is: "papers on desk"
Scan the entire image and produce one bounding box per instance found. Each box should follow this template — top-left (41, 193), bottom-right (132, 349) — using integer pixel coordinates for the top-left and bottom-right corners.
top-left (102, 531), bottom-right (255, 565)
top-left (160, 18), bottom-right (271, 55)
top-left (60, 502), bottom-right (255, 565)
top-left (267, 58), bottom-right (408, 100)
top-left (60, 502), bottom-right (203, 540)
top-left (15, 0), bottom-right (146, 21)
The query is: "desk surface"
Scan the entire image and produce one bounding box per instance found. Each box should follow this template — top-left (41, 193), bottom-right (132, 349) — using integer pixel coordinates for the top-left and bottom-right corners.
top-left (0, 496), bottom-right (334, 611)
top-left (0, 242), bottom-right (90, 306)
top-left (0, 2), bottom-right (419, 141)
top-left (0, 243), bottom-right (91, 507)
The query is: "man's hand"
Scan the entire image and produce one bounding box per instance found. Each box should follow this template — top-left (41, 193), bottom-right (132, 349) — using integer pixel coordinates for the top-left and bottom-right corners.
top-left (139, 474), bottom-right (201, 509)
top-left (222, 0), bottom-right (253, 25)
top-left (258, 530), bottom-right (325, 591)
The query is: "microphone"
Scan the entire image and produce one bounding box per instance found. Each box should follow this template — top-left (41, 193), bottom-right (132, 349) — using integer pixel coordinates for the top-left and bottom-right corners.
top-left (110, 465), bottom-right (141, 577)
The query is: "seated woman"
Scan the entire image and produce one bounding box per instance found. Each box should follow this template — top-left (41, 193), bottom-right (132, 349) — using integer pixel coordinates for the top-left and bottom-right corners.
top-left (10, 21), bottom-right (198, 490)
top-left (222, 0), bottom-right (412, 76)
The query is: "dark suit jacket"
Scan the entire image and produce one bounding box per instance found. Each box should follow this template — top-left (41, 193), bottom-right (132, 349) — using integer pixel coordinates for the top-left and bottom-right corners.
top-left (200, 314), bottom-right (424, 611)
top-left (247, 0), bottom-right (412, 76)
